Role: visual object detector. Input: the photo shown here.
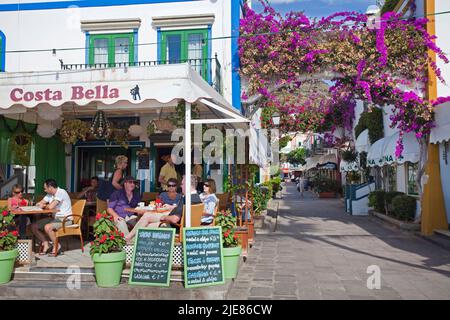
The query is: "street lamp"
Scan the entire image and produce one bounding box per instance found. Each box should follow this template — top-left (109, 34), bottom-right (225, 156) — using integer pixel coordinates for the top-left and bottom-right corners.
top-left (273, 113), bottom-right (280, 126)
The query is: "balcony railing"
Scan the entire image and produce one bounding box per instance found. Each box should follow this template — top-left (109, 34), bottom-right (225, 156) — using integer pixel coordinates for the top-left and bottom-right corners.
top-left (60, 54), bottom-right (222, 94)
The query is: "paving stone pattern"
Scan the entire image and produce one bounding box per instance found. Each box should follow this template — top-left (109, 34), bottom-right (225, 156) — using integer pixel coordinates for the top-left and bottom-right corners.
top-left (227, 182), bottom-right (450, 300)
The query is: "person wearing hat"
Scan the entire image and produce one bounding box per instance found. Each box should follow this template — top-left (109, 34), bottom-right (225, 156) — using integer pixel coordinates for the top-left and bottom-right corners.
top-left (107, 175), bottom-right (141, 236)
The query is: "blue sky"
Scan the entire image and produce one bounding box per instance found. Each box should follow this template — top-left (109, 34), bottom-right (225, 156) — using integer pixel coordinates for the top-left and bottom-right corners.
top-left (252, 0), bottom-right (377, 18)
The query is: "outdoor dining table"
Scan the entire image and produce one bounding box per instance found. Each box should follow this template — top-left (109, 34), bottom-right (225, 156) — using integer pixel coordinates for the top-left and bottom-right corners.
top-left (11, 208), bottom-right (59, 215)
top-left (125, 207), bottom-right (172, 215)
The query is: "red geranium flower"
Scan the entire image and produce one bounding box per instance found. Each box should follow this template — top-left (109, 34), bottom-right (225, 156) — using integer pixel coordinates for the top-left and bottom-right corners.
top-left (2, 210), bottom-right (8, 216)
top-left (120, 232), bottom-right (124, 237)
top-left (95, 213), bottom-right (102, 220)
top-left (233, 234), bottom-right (238, 240)
top-left (11, 231), bottom-right (18, 237)
top-left (110, 235), bottom-right (115, 240)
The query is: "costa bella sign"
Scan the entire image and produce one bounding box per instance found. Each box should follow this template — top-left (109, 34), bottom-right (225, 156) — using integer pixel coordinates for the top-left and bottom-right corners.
top-left (10, 85), bottom-right (120, 102)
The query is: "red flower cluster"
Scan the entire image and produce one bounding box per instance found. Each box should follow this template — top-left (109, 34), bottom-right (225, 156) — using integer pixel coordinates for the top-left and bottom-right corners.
top-left (2, 210), bottom-right (8, 216)
top-left (0, 231), bottom-right (8, 237)
top-left (224, 231), bottom-right (230, 238)
top-left (99, 235), bottom-right (108, 244)
top-left (95, 212), bottom-right (112, 221)
top-left (11, 231), bottom-right (18, 237)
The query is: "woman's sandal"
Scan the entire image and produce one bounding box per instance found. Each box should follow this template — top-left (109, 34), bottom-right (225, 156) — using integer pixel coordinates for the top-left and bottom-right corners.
top-left (49, 245), bottom-right (63, 257)
top-left (39, 244), bottom-right (52, 255)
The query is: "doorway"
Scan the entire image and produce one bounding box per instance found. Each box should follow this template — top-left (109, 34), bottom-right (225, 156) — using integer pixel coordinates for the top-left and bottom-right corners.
top-left (76, 146), bottom-right (133, 191)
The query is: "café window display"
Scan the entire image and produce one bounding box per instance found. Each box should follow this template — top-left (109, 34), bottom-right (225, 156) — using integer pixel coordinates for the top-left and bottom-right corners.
top-left (406, 162), bottom-right (419, 196)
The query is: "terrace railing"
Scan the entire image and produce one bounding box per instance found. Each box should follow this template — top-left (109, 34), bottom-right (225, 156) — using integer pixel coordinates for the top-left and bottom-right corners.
top-left (60, 54), bottom-right (223, 95)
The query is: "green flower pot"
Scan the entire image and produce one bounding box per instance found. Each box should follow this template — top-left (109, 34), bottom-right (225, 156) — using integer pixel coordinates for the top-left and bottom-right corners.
top-left (92, 251), bottom-right (126, 287)
top-left (0, 248), bottom-right (18, 284)
top-left (223, 246), bottom-right (242, 279)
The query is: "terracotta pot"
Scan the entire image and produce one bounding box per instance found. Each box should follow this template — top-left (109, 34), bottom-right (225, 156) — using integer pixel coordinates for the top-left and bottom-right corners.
top-left (318, 192), bottom-right (336, 198)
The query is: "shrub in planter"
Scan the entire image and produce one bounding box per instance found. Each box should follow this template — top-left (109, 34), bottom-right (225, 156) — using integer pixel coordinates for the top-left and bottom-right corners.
top-left (90, 212), bottom-right (126, 287)
top-left (214, 210), bottom-right (241, 279)
top-left (0, 207), bottom-right (19, 284)
top-left (384, 191), bottom-right (405, 213)
top-left (368, 191), bottom-right (385, 213)
top-left (391, 195), bottom-right (417, 221)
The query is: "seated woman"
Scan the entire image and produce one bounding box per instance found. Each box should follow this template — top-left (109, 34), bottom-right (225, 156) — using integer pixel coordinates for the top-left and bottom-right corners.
top-left (7, 184), bottom-right (30, 239)
top-left (158, 178), bottom-right (182, 208)
top-left (199, 179), bottom-right (218, 225)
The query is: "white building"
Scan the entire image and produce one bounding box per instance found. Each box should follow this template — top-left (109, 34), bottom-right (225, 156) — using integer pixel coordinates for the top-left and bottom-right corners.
top-left (0, 0), bottom-right (247, 195)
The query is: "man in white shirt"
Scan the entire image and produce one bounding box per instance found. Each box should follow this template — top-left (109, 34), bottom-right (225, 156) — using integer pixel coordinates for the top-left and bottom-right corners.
top-left (30, 179), bottom-right (72, 256)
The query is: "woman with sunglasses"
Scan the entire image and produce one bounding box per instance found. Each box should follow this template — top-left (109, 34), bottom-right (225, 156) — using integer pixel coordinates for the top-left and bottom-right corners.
top-left (199, 179), bottom-right (218, 225)
top-left (159, 178), bottom-right (182, 208)
top-left (7, 184), bottom-right (29, 239)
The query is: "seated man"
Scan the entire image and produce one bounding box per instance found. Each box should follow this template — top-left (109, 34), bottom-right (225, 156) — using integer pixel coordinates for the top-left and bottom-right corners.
top-left (78, 176), bottom-right (99, 202)
top-left (31, 179), bottom-right (72, 256)
top-left (107, 176), bottom-right (140, 236)
top-left (125, 175), bottom-right (201, 243)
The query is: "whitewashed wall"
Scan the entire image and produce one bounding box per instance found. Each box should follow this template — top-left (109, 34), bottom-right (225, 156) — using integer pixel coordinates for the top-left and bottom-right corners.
top-left (0, 0), bottom-right (234, 104)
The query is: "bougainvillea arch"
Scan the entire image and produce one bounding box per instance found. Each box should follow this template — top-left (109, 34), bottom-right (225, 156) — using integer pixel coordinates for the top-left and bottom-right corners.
top-left (238, 1), bottom-right (449, 198)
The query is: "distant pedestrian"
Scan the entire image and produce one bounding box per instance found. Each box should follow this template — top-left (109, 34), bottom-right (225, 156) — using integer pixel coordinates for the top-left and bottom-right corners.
top-left (298, 175), bottom-right (306, 197)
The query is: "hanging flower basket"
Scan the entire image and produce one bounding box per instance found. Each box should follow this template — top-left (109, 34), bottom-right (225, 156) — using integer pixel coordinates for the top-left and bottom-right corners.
top-left (10, 133), bottom-right (32, 166)
top-left (60, 120), bottom-right (89, 145)
top-left (111, 129), bottom-right (129, 149)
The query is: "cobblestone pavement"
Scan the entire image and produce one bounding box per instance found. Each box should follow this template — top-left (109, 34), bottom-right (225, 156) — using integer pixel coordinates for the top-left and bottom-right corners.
top-left (227, 182), bottom-right (450, 300)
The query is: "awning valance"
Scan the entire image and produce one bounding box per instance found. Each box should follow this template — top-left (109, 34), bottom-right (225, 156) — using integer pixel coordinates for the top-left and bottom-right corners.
top-left (0, 63), bottom-right (243, 119)
top-left (339, 160), bottom-right (359, 172)
top-left (355, 129), bottom-right (370, 153)
top-left (383, 132), bottom-right (419, 165)
top-left (430, 101), bottom-right (450, 144)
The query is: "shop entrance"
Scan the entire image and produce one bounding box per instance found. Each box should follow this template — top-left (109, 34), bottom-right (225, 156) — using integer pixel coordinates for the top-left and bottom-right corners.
top-left (76, 146), bottom-right (133, 191)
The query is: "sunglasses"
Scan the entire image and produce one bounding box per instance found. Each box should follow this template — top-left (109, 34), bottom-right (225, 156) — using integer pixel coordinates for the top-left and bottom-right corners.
top-left (13, 191), bottom-right (23, 194)
top-left (204, 184), bottom-right (210, 187)
top-left (168, 184), bottom-right (177, 187)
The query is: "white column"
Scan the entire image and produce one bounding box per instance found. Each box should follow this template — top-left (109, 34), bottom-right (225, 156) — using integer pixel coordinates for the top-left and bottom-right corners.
top-left (185, 102), bottom-right (192, 228)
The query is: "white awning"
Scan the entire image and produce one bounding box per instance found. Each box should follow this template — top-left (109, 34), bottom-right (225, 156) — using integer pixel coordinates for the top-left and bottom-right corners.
top-left (339, 160), bottom-right (359, 172)
top-left (305, 155), bottom-right (321, 171)
top-left (0, 63), bottom-right (246, 123)
top-left (383, 131), bottom-right (420, 165)
top-left (367, 137), bottom-right (388, 167)
top-left (367, 132), bottom-right (420, 167)
top-left (430, 101), bottom-right (450, 144)
top-left (319, 153), bottom-right (337, 165)
top-left (355, 129), bottom-right (370, 153)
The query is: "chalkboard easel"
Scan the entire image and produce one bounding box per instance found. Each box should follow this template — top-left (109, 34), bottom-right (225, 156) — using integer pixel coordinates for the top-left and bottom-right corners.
top-left (129, 228), bottom-right (175, 287)
top-left (183, 226), bottom-right (225, 289)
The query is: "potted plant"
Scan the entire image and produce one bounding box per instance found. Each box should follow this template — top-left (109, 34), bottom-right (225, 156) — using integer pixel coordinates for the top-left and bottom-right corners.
top-left (0, 207), bottom-right (19, 284)
top-left (312, 176), bottom-right (339, 198)
top-left (90, 212), bottom-right (126, 287)
top-left (251, 186), bottom-right (270, 229)
top-left (214, 210), bottom-right (242, 279)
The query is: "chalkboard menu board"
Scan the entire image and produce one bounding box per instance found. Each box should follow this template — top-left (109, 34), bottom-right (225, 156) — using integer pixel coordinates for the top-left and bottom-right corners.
top-left (129, 228), bottom-right (175, 287)
top-left (183, 227), bottom-right (225, 288)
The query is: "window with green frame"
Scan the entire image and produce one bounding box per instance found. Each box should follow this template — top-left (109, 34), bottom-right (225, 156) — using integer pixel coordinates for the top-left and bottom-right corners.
top-left (89, 33), bottom-right (135, 66)
top-left (160, 29), bottom-right (209, 80)
top-left (406, 162), bottom-right (418, 196)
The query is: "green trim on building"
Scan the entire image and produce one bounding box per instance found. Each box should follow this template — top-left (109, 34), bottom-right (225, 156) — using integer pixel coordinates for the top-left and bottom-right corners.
top-left (89, 33), bottom-right (135, 65)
